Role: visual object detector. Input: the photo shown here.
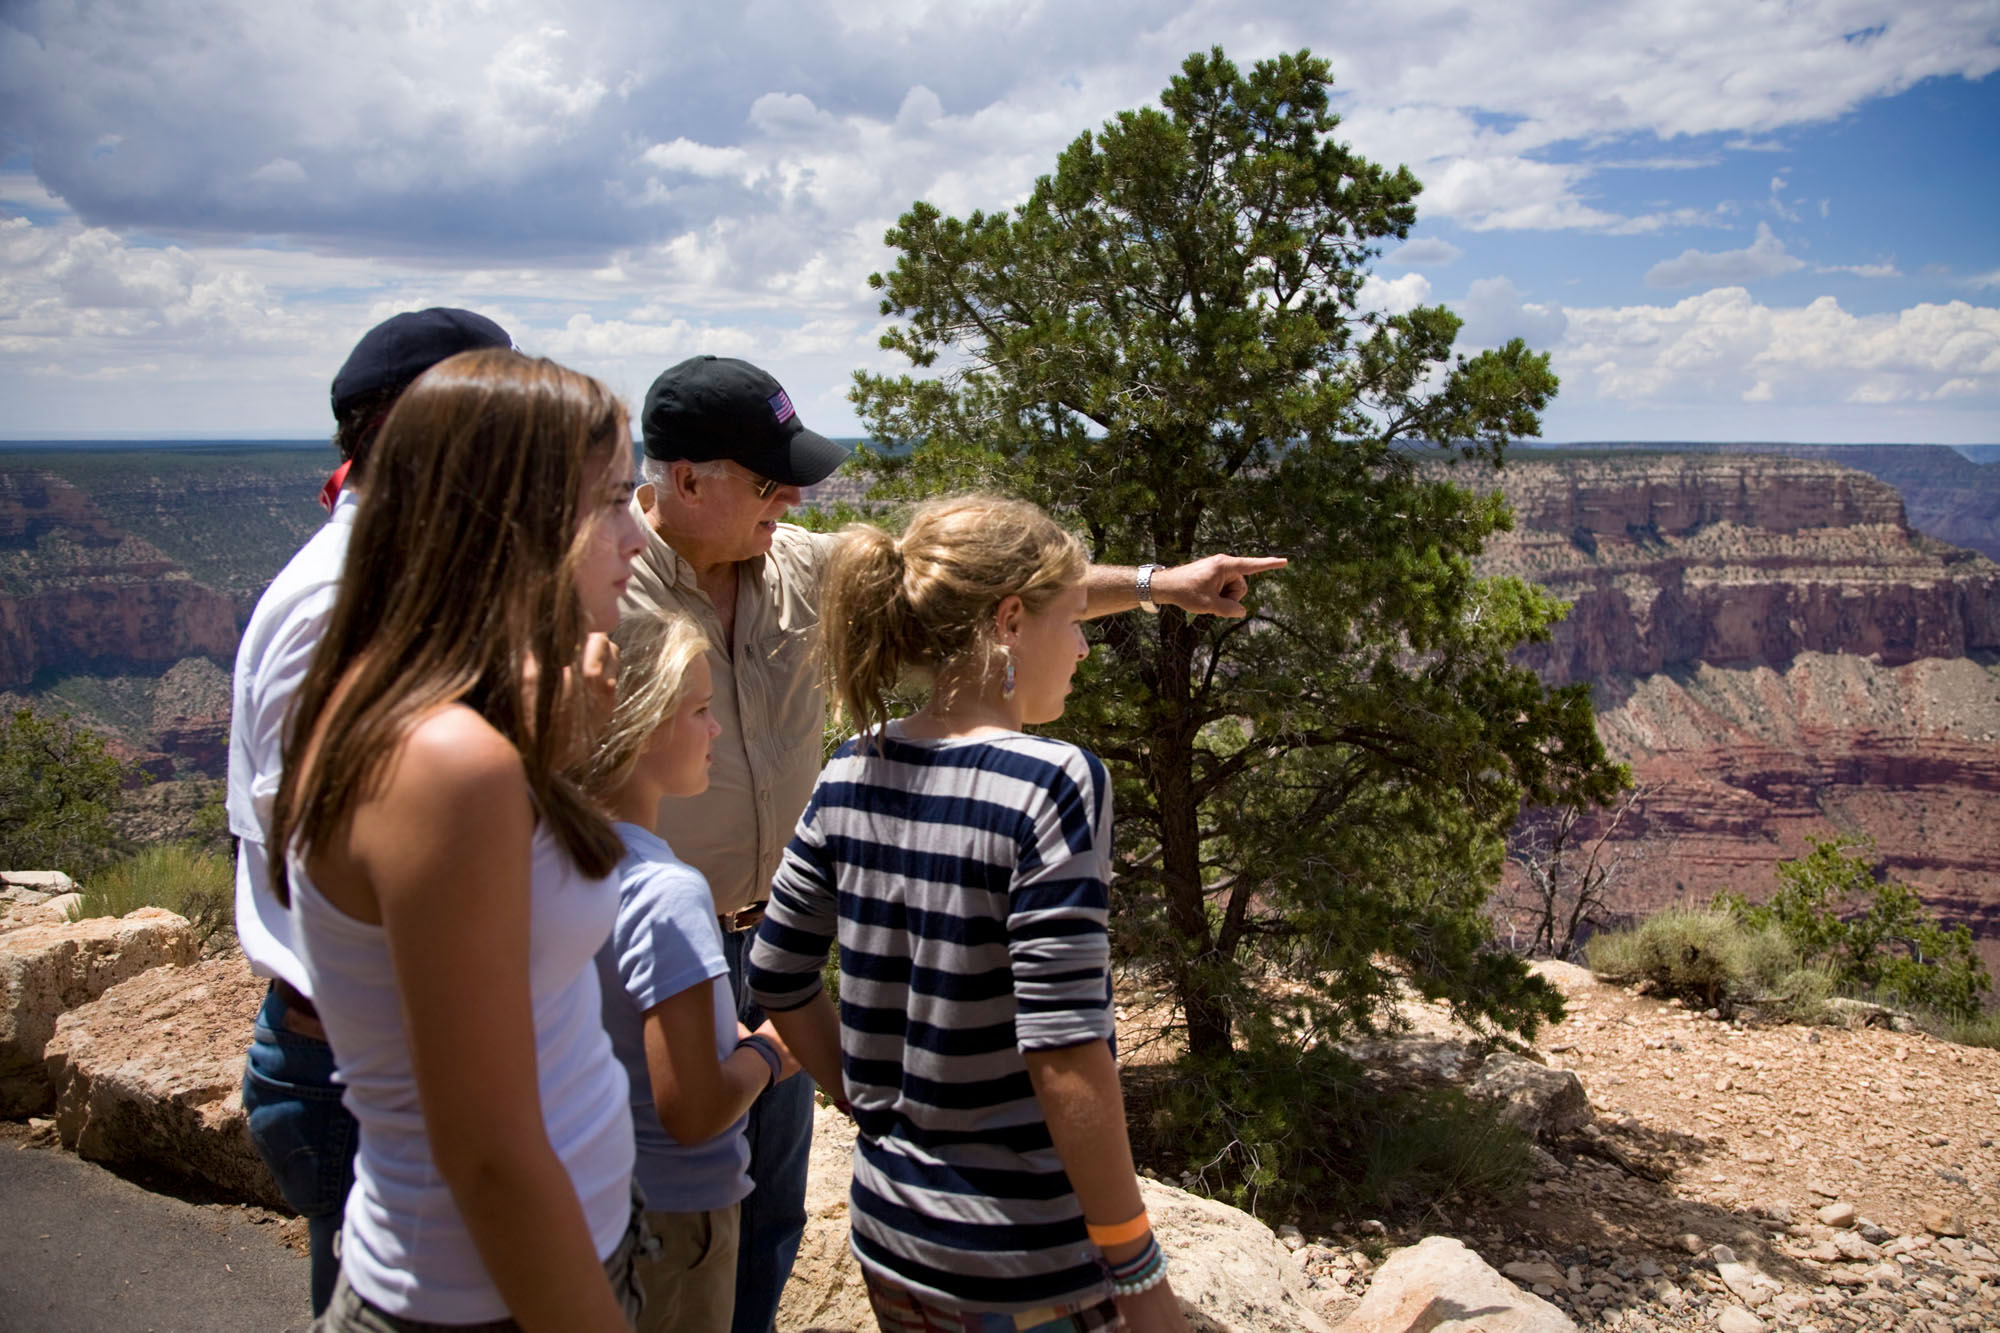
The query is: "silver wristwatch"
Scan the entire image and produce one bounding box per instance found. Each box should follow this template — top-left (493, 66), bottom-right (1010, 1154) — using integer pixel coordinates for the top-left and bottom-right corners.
top-left (1136, 563), bottom-right (1163, 614)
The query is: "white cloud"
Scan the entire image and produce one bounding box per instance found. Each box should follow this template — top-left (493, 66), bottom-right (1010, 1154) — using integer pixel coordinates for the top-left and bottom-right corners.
top-left (1358, 271), bottom-right (1432, 317)
top-left (641, 139), bottom-right (755, 181)
top-left (1645, 223), bottom-right (1805, 288)
top-left (1814, 261), bottom-right (1901, 278)
top-left (1386, 237), bottom-right (1463, 267)
top-left (248, 158), bottom-right (308, 186)
top-left (2, 0), bottom-right (1998, 438)
top-left (1456, 276), bottom-right (1568, 350)
top-left (1556, 289), bottom-right (2000, 411)
top-left (1766, 172), bottom-right (1800, 222)
top-left (1969, 270), bottom-right (2000, 291)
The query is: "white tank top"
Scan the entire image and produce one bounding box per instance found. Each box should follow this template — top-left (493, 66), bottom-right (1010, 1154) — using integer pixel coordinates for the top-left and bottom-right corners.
top-left (290, 825), bottom-right (635, 1323)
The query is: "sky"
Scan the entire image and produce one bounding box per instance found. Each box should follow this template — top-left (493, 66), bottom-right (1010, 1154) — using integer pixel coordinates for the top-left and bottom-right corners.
top-left (2, 0), bottom-right (1997, 444)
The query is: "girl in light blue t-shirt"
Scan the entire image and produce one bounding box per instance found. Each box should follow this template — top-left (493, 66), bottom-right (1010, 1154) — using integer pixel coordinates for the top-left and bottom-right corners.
top-left (573, 606), bottom-right (802, 1333)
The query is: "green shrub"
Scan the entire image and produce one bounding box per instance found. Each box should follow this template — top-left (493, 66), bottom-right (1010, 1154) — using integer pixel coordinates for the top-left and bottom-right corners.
top-left (1931, 1010), bottom-right (2000, 1050)
top-left (1720, 840), bottom-right (1992, 1022)
top-left (71, 843), bottom-right (234, 949)
top-left (1128, 1041), bottom-right (1532, 1226)
top-left (0, 705), bottom-right (134, 876)
top-left (1584, 907), bottom-right (1800, 1009)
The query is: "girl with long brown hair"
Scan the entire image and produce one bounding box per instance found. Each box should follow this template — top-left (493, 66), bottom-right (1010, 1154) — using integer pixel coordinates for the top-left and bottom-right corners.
top-left (269, 347), bottom-right (650, 1331)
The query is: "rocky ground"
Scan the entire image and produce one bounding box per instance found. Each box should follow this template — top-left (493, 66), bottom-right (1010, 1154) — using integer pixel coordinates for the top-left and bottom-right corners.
top-left (8, 885), bottom-right (1998, 1333)
top-left (1277, 963), bottom-right (2000, 1332)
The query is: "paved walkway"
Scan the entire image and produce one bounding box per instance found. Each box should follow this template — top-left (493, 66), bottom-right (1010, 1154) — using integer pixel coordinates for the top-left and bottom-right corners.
top-left (0, 1141), bottom-right (310, 1332)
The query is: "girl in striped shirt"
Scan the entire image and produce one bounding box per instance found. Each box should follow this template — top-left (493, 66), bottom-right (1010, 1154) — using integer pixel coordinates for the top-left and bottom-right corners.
top-left (747, 494), bottom-right (1187, 1333)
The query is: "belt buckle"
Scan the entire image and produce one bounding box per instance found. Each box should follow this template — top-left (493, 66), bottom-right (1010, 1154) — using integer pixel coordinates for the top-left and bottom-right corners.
top-left (723, 902), bottom-right (767, 933)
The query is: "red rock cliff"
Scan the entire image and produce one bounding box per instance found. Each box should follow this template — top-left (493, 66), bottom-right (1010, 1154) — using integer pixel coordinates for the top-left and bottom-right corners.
top-left (1474, 455), bottom-right (2000, 974)
top-left (1477, 457), bottom-right (2000, 685)
top-left (0, 472), bottom-right (239, 689)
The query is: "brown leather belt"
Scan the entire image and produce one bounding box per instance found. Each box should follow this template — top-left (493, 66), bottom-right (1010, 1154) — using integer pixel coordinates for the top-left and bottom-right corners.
top-left (719, 901), bottom-right (768, 934)
top-left (271, 978), bottom-right (328, 1042)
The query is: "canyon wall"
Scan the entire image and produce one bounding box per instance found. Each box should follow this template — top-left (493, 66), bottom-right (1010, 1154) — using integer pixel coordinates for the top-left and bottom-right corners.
top-left (1475, 454), bottom-right (2000, 973)
top-left (1481, 456), bottom-right (2000, 685)
top-left (0, 471), bottom-right (239, 688)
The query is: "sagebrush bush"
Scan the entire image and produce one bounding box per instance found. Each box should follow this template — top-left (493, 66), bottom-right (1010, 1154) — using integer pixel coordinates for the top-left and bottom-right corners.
top-left (1584, 908), bottom-right (1799, 1009)
top-left (70, 843), bottom-right (234, 949)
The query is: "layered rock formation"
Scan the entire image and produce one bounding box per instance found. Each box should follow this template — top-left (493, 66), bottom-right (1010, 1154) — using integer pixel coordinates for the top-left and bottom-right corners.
top-left (0, 451), bottom-right (311, 779)
top-left (0, 470), bottom-right (239, 689)
top-left (1478, 456), bottom-right (2000, 686)
top-left (1473, 454), bottom-right (2000, 968)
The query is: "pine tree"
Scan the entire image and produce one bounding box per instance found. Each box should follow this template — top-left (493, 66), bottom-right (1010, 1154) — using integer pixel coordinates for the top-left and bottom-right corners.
top-left (852, 47), bottom-right (1625, 1057)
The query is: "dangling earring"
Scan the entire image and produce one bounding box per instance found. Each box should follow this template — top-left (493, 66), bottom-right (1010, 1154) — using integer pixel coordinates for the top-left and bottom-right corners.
top-left (1002, 646), bottom-right (1016, 701)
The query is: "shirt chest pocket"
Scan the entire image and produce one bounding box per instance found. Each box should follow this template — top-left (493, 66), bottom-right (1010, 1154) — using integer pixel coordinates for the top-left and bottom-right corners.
top-left (742, 625), bottom-right (820, 751)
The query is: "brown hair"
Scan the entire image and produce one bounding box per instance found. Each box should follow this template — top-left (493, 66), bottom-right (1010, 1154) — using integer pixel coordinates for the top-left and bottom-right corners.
top-left (270, 348), bottom-right (628, 901)
top-left (821, 493), bottom-right (1086, 743)
top-left (571, 607), bottom-right (711, 804)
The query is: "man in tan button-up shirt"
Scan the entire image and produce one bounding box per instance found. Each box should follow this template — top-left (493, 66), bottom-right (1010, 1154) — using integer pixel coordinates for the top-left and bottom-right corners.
top-left (624, 354), bottom-right (1285, 1333)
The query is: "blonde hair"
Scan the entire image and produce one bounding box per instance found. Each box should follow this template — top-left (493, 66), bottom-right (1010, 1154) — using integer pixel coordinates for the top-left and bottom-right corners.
top-left (573, 606), bottom-right (711, 802)
top-left (822, 493), bottom-right (1087, 742)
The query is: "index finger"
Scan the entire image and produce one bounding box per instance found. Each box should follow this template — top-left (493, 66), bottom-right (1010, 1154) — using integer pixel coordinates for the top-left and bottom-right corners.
top-left (1226, 555), bottom-right (1289, 575)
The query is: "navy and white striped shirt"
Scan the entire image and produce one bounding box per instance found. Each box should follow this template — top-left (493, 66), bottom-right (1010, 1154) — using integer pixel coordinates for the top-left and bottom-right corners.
top-left (746, 724), bottom-right (1116, 1313)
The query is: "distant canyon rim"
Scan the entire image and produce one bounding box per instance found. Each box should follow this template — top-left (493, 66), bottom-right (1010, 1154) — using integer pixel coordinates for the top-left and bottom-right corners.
top-left (3, 442), bottom-right (1997, 976)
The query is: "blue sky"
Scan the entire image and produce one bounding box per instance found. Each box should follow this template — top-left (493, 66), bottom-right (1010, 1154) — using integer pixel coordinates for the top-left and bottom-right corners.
top-left (2, 0), bottom-right (1996, 443)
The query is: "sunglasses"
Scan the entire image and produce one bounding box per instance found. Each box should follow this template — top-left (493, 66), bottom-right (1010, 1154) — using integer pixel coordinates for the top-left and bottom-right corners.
top-left (726, 462), bottom-right (783, 500)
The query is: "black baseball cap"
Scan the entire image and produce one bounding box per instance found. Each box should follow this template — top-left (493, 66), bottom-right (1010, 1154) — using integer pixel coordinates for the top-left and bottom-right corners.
top-left (330, 308), bottom-right (513, 420)
top-left (641, 355), bottom-right (849, 487)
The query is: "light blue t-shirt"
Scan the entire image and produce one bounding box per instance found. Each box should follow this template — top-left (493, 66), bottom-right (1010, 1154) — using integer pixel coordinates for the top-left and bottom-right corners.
top-left (595, 822), bottom-right (752, 1213)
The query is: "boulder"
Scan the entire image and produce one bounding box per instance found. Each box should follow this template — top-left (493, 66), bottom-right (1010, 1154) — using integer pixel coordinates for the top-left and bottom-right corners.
top-left (0, 906), bottom-right (199, 1116)
top-left (1138, 1176), bottom-right (1333, 1333)
top-left (777, 1105), bottom-right (1334, 1333)
top-left (1338, 1037), bottom-right (1474, 1085)
top-left (1467, 1052), bottom-right (1593, 1141)
top-left (1335, 1236), bottom-right (1577, 1332)
top-left (1527, 960), bottom-right (1598, 995)
top-left (1921, 1205), bottom-right (1965, 1237)
top-left (41, 952), bottom-right (278, 1208)
top-left (1, 869), bottom-right (75, 898)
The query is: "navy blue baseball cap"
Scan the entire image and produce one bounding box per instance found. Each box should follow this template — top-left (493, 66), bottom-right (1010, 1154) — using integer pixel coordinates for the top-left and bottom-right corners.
top-left (330, 308), bottom-right (512, 419)
top-left (641, 355), bottom-right (849, 487)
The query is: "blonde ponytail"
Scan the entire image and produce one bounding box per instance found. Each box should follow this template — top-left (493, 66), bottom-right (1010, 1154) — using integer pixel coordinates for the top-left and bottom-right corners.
top-left (821, 494), bottom-right (1087, 745)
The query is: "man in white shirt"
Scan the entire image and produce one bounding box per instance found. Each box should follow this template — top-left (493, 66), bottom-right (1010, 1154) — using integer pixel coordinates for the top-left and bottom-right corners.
top-left (230, 308), bottom-right (511, 1317)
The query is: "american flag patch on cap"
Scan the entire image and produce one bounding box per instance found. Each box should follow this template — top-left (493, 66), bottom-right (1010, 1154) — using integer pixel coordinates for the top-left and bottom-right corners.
top-left (768, 389), bottom-right (795, 424)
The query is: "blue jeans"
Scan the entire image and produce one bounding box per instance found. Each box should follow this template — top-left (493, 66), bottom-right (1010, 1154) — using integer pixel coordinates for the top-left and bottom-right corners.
top-left (722, 927), bottom-right (815, 1333)
top-left (243, 983), bottom-right (360, 1317)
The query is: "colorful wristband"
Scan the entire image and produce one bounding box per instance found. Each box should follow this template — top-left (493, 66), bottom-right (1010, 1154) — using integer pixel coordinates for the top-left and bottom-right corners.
top-left (1086, 1210), bottom-right (1151, 1249)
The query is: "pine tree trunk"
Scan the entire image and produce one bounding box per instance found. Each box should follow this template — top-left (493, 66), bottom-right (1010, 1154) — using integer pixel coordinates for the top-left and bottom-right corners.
top-left (1152, 615), bottom-right (1233, 1059)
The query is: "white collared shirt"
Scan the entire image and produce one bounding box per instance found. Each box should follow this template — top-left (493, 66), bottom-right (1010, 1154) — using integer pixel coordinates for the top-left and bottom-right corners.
top-left (226, 489), bottom-right (357, 993)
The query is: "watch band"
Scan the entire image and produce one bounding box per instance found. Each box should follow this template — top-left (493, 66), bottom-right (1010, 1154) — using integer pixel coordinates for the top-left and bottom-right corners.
top-left (1136, 563), bottom-right (1163, 614)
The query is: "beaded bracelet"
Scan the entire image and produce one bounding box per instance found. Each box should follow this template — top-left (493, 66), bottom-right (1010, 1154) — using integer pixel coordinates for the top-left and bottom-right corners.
top-left (1102, 1234), bottom-right (1167, 1297)
top-left (1109, 1242), bottom-right (1169, 1298)
top-left (1105, 1236), bottom-right (1161, 1283)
